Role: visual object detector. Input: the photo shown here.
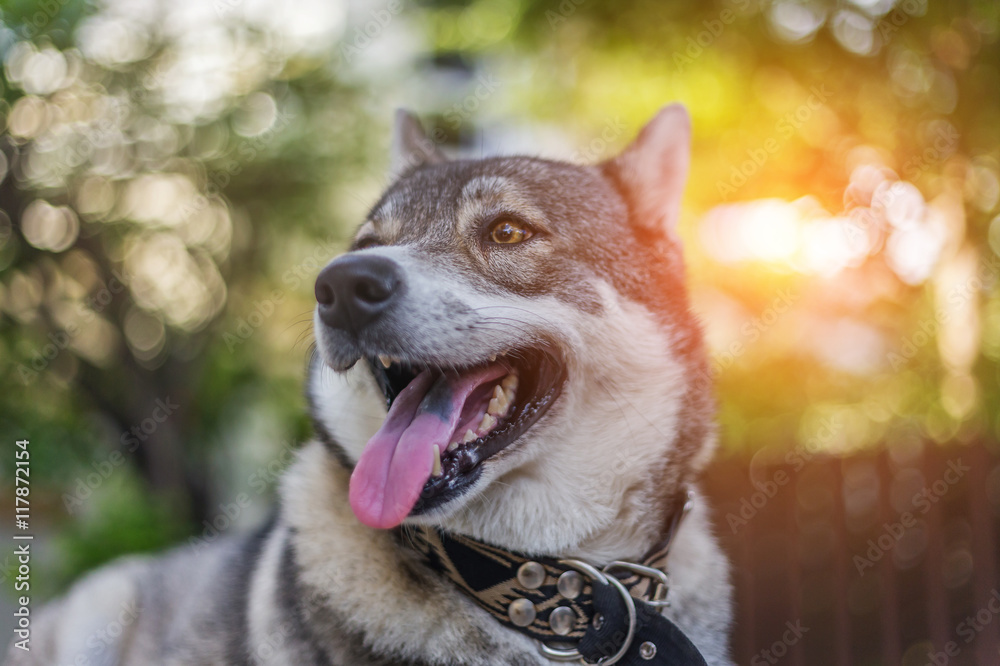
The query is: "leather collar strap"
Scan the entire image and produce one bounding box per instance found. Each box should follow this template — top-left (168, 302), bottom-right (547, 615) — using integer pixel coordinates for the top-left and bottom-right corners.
top-left (406, 490), bottom-right (707, 665)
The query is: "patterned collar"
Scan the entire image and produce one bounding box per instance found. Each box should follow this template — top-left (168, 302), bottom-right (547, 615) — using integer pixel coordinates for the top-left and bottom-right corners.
top-left (405, 489), bottom-right (708, 665)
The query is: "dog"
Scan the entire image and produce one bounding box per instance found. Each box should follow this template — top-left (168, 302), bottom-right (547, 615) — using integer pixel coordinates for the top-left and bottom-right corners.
top-left (8, 105), bottom-right (733, 665)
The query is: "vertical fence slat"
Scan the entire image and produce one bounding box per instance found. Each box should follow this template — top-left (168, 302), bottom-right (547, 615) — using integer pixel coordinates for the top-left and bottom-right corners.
top-left (923, 446), bottom-right (951, 651)
top-left (739, 478), bottom-right (756, 665)
top-left (970, 442), bottom-right (999, 664)
top-left (788, 482), bottom-right (804, 666)
top-left (878, 449), bottom-right (903, 666)
top-left (832, 459), bottom-right (852, 666)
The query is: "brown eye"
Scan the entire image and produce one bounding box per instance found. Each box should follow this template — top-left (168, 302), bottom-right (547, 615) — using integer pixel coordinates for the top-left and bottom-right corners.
top-left (488, 219), bottom-right (533, 244)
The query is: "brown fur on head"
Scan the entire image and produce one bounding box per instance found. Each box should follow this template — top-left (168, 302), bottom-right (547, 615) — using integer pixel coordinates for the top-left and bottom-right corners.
top-left (310, 105), bottom-right (716, 560)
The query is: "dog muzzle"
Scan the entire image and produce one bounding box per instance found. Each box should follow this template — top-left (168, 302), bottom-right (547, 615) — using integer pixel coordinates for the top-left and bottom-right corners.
top-left (407, 489), bottom-right (708, 665)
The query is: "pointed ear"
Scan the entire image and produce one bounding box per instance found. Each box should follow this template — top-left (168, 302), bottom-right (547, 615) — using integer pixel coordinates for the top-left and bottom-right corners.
top-left (603, 104), bottom-right (691, 234)
top-left (390, 109), bottom-right (447, 178)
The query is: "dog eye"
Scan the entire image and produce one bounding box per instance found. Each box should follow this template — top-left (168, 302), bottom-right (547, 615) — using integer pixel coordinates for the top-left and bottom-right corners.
top-left (488, 219), bottom-right (533, 244)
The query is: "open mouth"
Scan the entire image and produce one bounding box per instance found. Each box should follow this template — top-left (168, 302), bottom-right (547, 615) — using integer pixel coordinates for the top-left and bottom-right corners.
top-left (347, 346), bottom-right (566, 529)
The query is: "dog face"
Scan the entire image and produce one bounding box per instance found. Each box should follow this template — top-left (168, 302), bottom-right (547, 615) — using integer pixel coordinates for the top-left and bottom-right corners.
top-left (309, 107), bottom-right (715, 558)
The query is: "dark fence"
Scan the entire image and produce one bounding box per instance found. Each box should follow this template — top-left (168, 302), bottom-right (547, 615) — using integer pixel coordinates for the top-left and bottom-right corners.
top-left (703, 441), bottom-right (1000, 666)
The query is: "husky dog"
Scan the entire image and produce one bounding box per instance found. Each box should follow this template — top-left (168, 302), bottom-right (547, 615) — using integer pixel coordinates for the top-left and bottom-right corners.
top-left (9, 105), bottom-right (733, 665)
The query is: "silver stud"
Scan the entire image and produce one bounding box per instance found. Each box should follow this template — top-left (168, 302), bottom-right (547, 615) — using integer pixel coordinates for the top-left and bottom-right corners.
top-left (517, 561), bottom-right (546, 589)
top-left (557, 570), bottom-right (583, 599)
top-left (639, 641), bottom-right (657, 660)
top-left (549, 606), bottom-right (575, 636)
top-left (592, 613), bottom-right (604, 630)
top-left (508, 598), bottom-right (536, 627)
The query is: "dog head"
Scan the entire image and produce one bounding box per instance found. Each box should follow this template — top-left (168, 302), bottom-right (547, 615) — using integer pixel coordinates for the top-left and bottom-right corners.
top-left (308, 106), bottom-right (715, 559)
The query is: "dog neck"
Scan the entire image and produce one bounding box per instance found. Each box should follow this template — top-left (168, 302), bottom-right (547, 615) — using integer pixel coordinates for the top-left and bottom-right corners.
top-left (406, 484), bottom-right (692, 581)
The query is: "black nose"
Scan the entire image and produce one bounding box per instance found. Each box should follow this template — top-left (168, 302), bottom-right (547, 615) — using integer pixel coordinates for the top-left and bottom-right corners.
top-left (315, 254), bottom-right (403, 334)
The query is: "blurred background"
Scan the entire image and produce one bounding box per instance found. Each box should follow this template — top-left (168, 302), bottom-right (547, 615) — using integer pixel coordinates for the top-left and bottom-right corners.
top-left (0, 0), bottom-right (998, 663)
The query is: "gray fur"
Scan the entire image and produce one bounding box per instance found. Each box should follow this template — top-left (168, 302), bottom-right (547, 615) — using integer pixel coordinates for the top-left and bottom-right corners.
top-left (7, 107), bottom-right (733, 665)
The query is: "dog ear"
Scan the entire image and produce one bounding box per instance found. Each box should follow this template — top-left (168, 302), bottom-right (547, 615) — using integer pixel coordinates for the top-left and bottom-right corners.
top-left (390, 109), bottom-right (447, 177)
top-left (603, 104), bottom-right (691, 234)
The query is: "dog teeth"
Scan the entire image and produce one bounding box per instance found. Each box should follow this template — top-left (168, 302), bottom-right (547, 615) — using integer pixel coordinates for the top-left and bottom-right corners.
top-left (478, 413), bottom-right (497, 433)
top-left (378, 355), bottom-right (392, 369)
top-left (488, 384), bottom-right (509, 416)
top-left (447, 440), bottom-right (459, 452)
top-left (462, 429), bottom-right (477, 444)
top-left (501, 374), bottom-right (518, 393)
top-left (489, 353), bottom-right (497, 362)
top-left (432, 445), bottom-right (442, 477)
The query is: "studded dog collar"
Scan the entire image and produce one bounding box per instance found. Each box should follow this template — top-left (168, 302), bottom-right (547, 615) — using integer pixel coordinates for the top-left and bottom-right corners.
top-left (406, 490), bottom-right (708, 665)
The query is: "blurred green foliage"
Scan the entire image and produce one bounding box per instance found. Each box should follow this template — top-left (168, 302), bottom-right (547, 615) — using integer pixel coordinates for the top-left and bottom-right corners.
top-left (0, 0), bottom-right (998, 596)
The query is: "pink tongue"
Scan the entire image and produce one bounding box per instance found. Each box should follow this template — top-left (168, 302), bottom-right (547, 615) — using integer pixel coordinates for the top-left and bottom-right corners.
top-left (349, 364), bottom-right (507, 529)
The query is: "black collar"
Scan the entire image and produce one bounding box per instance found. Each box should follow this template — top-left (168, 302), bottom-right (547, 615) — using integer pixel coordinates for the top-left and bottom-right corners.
top-left (405, 489), bottom-right (708, 665)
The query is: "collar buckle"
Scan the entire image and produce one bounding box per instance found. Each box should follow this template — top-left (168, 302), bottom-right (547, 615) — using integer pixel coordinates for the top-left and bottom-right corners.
top-left (602, 561), bottom-right (671, 608)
